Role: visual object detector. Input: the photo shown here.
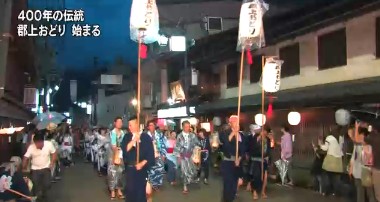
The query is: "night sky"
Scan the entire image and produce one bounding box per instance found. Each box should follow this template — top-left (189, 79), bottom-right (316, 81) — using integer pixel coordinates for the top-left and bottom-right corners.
top-left (39, 0), bottom-right (138, 111)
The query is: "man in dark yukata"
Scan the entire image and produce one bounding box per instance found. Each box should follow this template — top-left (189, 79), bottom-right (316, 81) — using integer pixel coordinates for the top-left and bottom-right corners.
top-left (219, 115), bottom-right (245, 202)
top-left (121, 116), bottom-right (155, 202)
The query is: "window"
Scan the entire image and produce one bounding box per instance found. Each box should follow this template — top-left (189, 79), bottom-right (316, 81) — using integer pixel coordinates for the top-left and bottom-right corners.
top-left (208, 17), bottom-right (223, 30)
top-left (250, 55), bottom-right (263, 83)
top-left (279, 43), bottom-right (300, 77)
top-left (376, 17), bottom-right (380, 58)
top-left (226, 63), bottom-right (238, 88)
top-left (318, 28), bottom-right (347, 70)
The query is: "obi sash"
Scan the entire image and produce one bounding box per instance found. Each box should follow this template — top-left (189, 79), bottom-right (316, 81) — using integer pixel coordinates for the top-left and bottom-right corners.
top-left (180, 153), bottom-right (192, 159)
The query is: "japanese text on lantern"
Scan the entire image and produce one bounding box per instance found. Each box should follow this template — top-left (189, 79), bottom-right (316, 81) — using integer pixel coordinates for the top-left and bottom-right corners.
top-left (17, 10), bottom-right (101, 37)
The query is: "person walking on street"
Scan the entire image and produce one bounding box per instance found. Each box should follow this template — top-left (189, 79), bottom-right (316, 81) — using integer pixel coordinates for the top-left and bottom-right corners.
top-left (280, 125), bottom-right (293, 186)
top-left (22, 131), bottom-right (57, 202)
top-left (122, 116), bottom-right (155, 202)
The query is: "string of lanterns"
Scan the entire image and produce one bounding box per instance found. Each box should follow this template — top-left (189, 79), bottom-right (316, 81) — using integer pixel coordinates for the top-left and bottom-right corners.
top-left (197, 109), bottom-right (360, 133)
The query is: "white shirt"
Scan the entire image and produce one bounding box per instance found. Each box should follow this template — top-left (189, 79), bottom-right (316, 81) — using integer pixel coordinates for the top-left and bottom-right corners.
top-left (24, 141), bottom-right (56, 170)
top-left (321, 135), bottom-right (343, 158)
top-left (351, 144), bottom-right (363, 179)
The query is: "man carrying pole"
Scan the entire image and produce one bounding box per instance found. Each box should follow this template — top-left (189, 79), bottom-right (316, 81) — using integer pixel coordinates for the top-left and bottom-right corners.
top-left (122, 116), bottom-right (155, 202)
top-left (219, 115), bottom-right (245, 202)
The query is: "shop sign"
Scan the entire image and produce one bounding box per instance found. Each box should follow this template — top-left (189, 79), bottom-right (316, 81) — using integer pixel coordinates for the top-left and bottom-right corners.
top-left (157, 106), bottom-right (196, 119)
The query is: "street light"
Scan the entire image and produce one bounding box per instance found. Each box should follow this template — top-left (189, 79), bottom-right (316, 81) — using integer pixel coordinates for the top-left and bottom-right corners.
top-left (54, 85), bottom-right (59, 91)
top-left (169, 35), bottom-right (189, 93)
top-left (169, 36), bottom-right (186, 52)
top-left (131, 98), bottom-right (138, 106)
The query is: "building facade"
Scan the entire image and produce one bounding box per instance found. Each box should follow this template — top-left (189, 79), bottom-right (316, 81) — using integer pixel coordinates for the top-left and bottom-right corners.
top-left (140, 0), bottom-right (242, 122)
top-left (95, 89), bottom-right (135, 127)
top-left (187, 0), bottom-right (380, 174)
top-left (93, 60), bottom-right (137, 127)
top-left (0, 0), bottom-right (39, 163)
top-left (0, 0), bottom-right (37, 123)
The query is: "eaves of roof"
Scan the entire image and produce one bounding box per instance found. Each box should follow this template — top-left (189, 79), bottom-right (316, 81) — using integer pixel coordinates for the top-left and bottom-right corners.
top-left (197, 77), bottom-right (380, 113)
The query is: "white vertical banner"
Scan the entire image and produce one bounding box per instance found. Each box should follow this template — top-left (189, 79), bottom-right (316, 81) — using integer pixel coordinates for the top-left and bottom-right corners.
top-left (237, 0), bottom-right (269, 51)
top-left (191, 68), bottom-right (198, 86)
top-left (70, 80), bottom-right (77, 102)
top-left (130, 0), bottom-right (160, 44)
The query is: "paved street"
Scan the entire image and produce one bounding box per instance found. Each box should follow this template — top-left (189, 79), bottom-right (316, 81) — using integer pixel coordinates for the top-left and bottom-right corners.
top-left (48, 160), bottom-right (346, 202)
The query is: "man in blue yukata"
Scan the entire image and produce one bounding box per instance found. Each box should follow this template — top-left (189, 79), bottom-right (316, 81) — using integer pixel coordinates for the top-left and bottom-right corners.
top-left (121, 116), bottom-right (155, 202)
top-left (146, 120), bottom-right (167, 190)
top-left (219, 115), bottom-right (245, 202)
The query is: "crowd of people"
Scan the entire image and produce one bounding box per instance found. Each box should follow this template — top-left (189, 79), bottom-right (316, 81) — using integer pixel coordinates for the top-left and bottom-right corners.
top-left (80, 115), bottom-right (299, 202)
top-left (0, 121), bottom-right (76, 202)
top-left (1, 115), bottom-right (379, 202)
top-left (310, 122), bottom-right (380, 202)
top-left (81, 115), bottom-right (380, 202)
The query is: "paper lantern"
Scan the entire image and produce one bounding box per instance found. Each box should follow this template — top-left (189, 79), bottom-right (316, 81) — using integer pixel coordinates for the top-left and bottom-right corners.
top-left (254, 114), bottom-right (266, 126)
top-left (211, 132), bottom-right (220, 148)
top-left (237, 0), bottom-right (269, 51)
top-left (288, 111), bottom-right (301, 126)
top-left (130, 0), bottom-right (160, 44)
top-left (335, 109), bottom-right (350, 126)
top-left (212, 117), bottom-right (222, 126)
top-left (262, 58), bottom-right (283, 93)
top-left (192, 146), bottom-right (201, 164)
top-left (200, 122), bottom-right (211, 132)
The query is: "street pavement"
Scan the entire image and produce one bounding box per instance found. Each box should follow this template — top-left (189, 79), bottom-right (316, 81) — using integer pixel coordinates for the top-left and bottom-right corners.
top-left (47, 160), bottom-right (346, 202)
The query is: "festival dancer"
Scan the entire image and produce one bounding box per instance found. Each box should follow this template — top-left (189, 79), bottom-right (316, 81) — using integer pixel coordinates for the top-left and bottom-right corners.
top-left (108, 117), bottom-right (125, 200)
top-left (197, 128), bottom-right (211, 184)
top-left (174, 120), bottom-right (200, 194)
top-left (122, 116), bottom-right (155, 202)
top-left (166, 131), bottom-right (177, 185)
top-left (97, 128), bottom-right (110, 177)
top-left (219, 115), bottom-right (244, 202)
top-left (248, 125), bottom-right (271, 200)
top-left (146, 120), bottom-right (166, 190)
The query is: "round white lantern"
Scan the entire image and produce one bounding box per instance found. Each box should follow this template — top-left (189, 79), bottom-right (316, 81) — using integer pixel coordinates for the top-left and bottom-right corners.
top-left (255, 114), bottom-right (266, 126)
top-left (335, 109), bottom-right (350, 126)
top-left (200, 122), bottom-right (211, 132)
top-left (212, 117), bottom-right (222, 126)
top-left (262, 58), bottom-right (283, 93)
top-left (288, 111), bottom-right (301, 126)
top-left (130, 0), bottom-right (160, 44)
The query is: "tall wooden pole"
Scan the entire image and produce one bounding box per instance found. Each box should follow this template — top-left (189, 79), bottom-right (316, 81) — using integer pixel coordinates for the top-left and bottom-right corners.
top-left (136, 30), bottom-right (143, 163)
top-left (236, 49), bottom-right (245, 158)
top-left (261, 56), bottom-right (265, 180)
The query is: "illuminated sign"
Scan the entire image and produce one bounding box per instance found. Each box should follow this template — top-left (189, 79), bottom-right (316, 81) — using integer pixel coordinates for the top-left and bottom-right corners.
top-left (157, 106), bottom-right (196, 119)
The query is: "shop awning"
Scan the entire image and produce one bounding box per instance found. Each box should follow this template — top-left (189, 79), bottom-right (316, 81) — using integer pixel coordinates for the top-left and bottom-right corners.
top-left (0, 98), bottom-right (34, 121)
top-left (197, 77), bottom-right (380, 113)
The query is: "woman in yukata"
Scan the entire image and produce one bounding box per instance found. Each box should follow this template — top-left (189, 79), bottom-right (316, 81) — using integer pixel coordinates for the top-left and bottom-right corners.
top-left (96, 128), bottom-right (110, 177)
top-left (166, 131), bottom-right (178, 185)
top-left (107, 117), bottom-right (125, 200)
